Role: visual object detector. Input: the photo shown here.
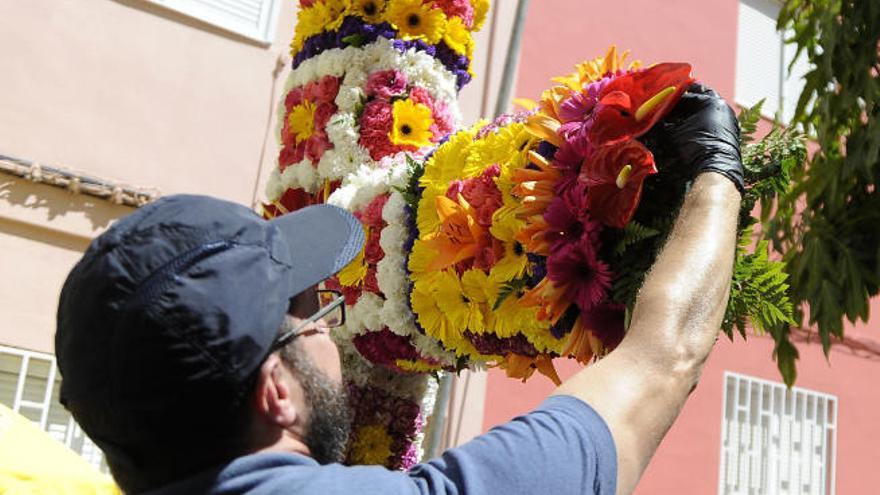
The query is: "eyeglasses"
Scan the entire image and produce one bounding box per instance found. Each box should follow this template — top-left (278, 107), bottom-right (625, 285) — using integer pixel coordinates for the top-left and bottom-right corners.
top-left (273, 289), bottom-right (345, 350)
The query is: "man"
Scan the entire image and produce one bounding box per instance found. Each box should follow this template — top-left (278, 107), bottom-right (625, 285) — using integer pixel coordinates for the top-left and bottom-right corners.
top-left (56, 85), bottom-right (742, 495)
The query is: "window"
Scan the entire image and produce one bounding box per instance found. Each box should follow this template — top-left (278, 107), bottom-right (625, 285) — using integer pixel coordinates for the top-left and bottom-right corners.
top-left (145, 0), bottom-right (283, 44)
top-left (719, 372), bottom-right (837, 495)
top-left (735, 0), bottom-right (812, 123)
top-left (0, 345), bottom-right (108, 473)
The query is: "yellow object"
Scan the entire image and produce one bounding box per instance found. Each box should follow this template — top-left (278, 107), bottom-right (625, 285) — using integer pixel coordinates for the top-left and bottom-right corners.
top-left (0, 404), bottom-right (120, 494)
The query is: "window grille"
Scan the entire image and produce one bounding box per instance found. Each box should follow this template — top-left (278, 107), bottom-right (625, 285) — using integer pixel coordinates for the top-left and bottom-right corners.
top-left (145, 0), bottom-right (283, 44)
top-left (735, 0), bottom-right (811, 123)
top-left (0, 345), bottom-right (108, 473)
top-left (719, 372), bottom-right (837, 495)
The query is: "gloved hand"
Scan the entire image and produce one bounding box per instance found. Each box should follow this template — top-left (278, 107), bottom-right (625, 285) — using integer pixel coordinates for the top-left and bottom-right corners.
top-left (650, 83), bottom-right (744, 194)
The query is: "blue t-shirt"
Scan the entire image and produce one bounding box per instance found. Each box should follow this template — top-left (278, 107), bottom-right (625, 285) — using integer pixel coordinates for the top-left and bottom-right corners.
top-left (146, 395), bottom-right (616, 495)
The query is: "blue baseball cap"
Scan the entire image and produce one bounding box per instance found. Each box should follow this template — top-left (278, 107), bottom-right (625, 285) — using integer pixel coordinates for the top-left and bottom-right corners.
top-left (55, 194), bottom-right (363, 438)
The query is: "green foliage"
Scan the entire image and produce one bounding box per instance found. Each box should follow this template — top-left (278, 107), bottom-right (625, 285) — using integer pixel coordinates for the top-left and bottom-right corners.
top-left (722, 233), bottom-right (798, 385)
top-left (771, 1), bottom-right (880, 356)
top-left (613, 221), bottom-right (660, 256)
top-left (396, 154), bottom-right (426, 212)
top-left (494, 276), bottom-right (531, 311)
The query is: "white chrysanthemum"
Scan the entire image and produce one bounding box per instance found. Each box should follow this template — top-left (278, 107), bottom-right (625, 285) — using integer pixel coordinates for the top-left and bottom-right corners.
top-left (380, 299), bottom-right (414, 337)
top-left (264, 167), bottom-right (284, 202)
top-left (355, 292), bottom-right (384, 331)
top-left (327, 183), bottom-right (357, 211)
top-left (280, 162), bottom-right (303, 190)
top-left (335, 85), bottom-right (365, 113)
top-left (294, 161), bottom-right (319, 192)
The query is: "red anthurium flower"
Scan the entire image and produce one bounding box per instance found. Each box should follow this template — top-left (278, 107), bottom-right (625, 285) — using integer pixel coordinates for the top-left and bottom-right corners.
top-left (590, 62), bottom-right (693, 146)
top-left (580, 140), bottom-right (657, 228)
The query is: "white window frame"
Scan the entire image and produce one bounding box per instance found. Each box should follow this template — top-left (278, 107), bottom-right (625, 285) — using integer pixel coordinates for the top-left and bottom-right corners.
top-left (145, 0), bottom-right (283, 45)
top-left (0, 344), bottom-right (107, 472)
top-left (718, 371), bottom-right (838, 495)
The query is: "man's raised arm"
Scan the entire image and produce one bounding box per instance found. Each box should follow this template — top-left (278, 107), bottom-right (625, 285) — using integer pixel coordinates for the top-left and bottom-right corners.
top-left (554, 86), bottom-right (744, 495)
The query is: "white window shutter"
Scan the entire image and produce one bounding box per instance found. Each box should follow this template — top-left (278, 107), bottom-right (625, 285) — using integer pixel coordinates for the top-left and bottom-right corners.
top-left (146, 0), bottom-right (283, 44)
top-left (735, 0), bottom-right (784, 118)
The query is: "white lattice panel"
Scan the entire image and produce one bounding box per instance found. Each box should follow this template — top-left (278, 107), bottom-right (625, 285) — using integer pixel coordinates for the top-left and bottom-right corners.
top-left (0, 345), bottom-right (108, 473)
top-left (719, 372), bottom-right (837, 495)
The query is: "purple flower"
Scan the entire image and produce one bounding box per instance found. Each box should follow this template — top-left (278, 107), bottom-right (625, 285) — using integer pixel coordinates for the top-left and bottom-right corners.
top-left (546, 235), bottom-right (612, 313)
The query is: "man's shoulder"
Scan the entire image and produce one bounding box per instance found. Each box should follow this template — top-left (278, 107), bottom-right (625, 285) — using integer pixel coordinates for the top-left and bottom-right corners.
top-left (147, 453), bottom-right (418, 495)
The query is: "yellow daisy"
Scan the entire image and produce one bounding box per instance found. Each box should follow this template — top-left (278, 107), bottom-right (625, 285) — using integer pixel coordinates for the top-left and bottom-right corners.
top-left (349, 424), bottom-right (394, 465)
top-left (390, 98), bottom-right (435, 148)
top-left (348, 0), bottom-right (387, 24)
top-left (287, 100), bottom-right (317, 144)
top-left (385, 0), bottom-right (447, 44)
top-left (491, 294), bottom-right (544, 339)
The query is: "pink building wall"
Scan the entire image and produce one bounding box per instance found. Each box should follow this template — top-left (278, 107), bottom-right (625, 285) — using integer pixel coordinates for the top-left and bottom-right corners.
top-left (481, 1), bottom-right (880, 493)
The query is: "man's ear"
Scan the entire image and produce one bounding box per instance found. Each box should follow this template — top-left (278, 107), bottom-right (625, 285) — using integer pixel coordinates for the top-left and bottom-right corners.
top-left (254, 353), bottom-right (300, 428)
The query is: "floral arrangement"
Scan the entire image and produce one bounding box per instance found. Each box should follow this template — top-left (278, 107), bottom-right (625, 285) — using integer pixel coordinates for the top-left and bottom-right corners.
top-left (263, 0), bottom-right (799, 472)
top-left (263, 0), bottom-right (489, 471)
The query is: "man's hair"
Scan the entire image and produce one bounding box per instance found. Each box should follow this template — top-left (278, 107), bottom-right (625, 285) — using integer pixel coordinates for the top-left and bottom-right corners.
top-left (70, 338), bottom-right (287, 493)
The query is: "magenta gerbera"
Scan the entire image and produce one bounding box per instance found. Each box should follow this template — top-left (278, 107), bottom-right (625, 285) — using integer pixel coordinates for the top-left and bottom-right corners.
top-left (546, 235), bottom-right (612, 313)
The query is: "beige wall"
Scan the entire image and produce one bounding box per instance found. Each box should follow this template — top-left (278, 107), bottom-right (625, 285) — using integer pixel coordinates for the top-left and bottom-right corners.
top-left (0, 0), bottom-right (521, 446)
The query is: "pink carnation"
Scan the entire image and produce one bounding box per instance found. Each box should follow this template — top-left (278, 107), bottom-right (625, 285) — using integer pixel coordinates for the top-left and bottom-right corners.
top-left (434, 0), bottom-right (474, 27)
top-left (451, 164), bottom-right (502, 228)
top-left (359, 100), bottom-right (408, 160)
top-left (366, 70), bottom-right (408, 100)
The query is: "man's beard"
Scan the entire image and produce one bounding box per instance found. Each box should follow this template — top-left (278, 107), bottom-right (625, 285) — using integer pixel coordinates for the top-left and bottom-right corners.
top-left (293, 356), bottom-right (352, 465)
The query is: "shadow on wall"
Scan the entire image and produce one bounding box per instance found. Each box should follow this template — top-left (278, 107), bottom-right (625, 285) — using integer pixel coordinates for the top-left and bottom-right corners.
top-left (110, 0), bottom-right (270, 48)
top-left (0, 177), bottom-right (131, 234)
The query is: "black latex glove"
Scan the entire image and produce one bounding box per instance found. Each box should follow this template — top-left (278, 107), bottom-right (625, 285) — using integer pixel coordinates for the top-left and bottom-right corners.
top-left (651, 83), bottom-right (744, 194)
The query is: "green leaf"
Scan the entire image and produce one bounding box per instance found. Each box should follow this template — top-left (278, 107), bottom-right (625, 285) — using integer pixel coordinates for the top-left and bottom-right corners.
top-left (341, 34), bottom-right (366, 46)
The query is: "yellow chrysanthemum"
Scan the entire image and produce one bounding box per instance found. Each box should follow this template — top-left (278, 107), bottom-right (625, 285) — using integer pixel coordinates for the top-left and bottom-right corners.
top-left (491, 295), bottom-right (544, 338)
top-left (411, 275), bottom-right (457, 345)
top-left (407, 238), bottom-right (437, 281)
top-left (389, 98), bottom-right (435, 148)
top-left (435, 270), bottom-right (484, 333)
top-left (348, 0), bottom-right (387, 24)
top-left (287, 100), bottom-right (317, 144)
top-left (443, 16), bottom-right (471, 56)
top-left (524, 322), bottom-right (567, 355)
top-left (385, 0), bottom-right (447, 44)
top-left (470, 0), bottom-right (490, 31)
top-left (394, 358), bottom-right (443, 373)
top-left (489, 207), bottom-right (529, 282)
top-left (419, 127), bottom-right (474, 191)
top-left (349, 424), bottom-right (394, 465)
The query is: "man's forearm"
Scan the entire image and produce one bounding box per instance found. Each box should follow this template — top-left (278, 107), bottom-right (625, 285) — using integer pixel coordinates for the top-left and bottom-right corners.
top-left (553, 172), bottom-right (741, 495)
top-left (625, 171), bottom-right (741, 383)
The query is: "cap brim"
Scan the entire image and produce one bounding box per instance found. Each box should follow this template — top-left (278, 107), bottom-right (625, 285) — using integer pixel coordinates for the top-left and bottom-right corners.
top-left (270, 204), bottom-right (365, 299)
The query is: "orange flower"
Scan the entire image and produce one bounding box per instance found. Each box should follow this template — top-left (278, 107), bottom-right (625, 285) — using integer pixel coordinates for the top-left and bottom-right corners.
top-left (421, 194), bottom-right (484, 271)
top-left (511, 150), bottom-right (561, 217)
top-left (518, 278), bottom-right (570, 325)
top-left (497, 353), bottom-right (561, 385)
top-left (514, 214), bottom-right (552, 256)
top-left (562, 316), bottom-right (600, 364)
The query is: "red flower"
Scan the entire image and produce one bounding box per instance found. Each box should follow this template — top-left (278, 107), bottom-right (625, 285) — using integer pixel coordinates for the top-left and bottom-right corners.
top-left (580, 140), bottom-right (657, 228)
top-left (279, 76), bottom-right (341, 168)
top-left (590, 63), bottom-right (693, 146)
